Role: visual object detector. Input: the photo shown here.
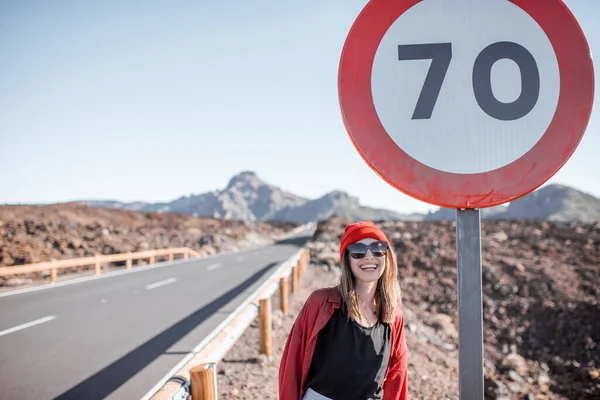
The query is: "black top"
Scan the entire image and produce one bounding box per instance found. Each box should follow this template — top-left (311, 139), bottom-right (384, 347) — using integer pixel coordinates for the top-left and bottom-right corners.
top-left (303, 308), bottom-right (392, 400)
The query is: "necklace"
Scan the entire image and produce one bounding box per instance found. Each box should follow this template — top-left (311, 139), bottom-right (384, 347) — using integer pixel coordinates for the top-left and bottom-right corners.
top-left (357, 294), bottom-right (378, 326)
top-left (359, 306), bottom-right (378, 327)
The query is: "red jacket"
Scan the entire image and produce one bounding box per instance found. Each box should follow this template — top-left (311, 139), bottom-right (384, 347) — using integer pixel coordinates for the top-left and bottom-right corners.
top-left (278, 286), bottom-right (408, 400)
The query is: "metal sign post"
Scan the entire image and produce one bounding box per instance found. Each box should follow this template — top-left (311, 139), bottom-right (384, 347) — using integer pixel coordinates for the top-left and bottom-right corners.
top-left (456, 208), bottom-right (484, 399)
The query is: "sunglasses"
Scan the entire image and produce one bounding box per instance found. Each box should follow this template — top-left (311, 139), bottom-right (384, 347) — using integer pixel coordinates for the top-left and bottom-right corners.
top-left (347, 241), bottom-right (389, 259)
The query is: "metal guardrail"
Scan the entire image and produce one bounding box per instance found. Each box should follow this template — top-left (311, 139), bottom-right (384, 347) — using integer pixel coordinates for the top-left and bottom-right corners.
top-left (0, 223), bottom-right (312, 283)
top-left (0, 247), bottom-right (201, 282)
top-left (145, 247), bottom-right (310, 400)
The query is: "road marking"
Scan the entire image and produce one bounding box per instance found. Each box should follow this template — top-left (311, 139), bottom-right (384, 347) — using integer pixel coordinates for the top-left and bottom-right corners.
top-left (145, 278), bottom-right (177, 290)
top-left (0, 316), bottom-right (57, 337)
top-left (206, 263), bottom-right (222, 271)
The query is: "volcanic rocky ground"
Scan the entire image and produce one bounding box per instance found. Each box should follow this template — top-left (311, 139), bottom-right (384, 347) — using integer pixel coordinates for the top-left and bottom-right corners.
top-left (305, 217), bottom-right (600, 399)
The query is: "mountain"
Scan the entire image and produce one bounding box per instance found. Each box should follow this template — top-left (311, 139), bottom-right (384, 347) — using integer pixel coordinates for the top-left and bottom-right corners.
top-left (425, 184), bottom-right (600, 223)
top-left (504, 184), bottom-right (600, 223)
top-left (77, 200), bottom-right (153, 212)
top-left (78, 171), bottom-right (409, 223)
top-left (77, 172), bottom-right (600, 223)
top-left (424, 204), bottom-right (509, 221)
top-left (271, 190), bottom-right (422, 222)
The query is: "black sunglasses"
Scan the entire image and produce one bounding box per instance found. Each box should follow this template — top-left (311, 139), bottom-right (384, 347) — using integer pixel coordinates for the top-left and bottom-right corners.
top-left (346, 241), bottom-right (388, 259)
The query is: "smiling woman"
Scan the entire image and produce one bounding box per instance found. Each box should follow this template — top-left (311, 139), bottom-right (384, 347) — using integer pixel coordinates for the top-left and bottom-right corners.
top-left (278, 221), bottom-right (408, 400)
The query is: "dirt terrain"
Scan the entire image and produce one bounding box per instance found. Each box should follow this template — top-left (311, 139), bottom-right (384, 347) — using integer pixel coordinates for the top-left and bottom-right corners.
top-left (0, 203), bottom-right (297, 285)
top-left (217, 217), bottom-right (599, 400)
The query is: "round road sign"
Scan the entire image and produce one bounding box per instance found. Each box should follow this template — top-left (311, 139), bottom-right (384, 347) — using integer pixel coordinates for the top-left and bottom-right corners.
top-left (338, 0), bottom-right (594, 209)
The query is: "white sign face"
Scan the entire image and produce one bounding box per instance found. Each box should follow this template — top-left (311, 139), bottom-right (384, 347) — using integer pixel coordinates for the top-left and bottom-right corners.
top-left (371, 0), bottom-right (560, 174)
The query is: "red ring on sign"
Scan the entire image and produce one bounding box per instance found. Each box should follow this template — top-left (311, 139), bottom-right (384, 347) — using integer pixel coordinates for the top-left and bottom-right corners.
top-left (338, 0), bottom-right (594, 209)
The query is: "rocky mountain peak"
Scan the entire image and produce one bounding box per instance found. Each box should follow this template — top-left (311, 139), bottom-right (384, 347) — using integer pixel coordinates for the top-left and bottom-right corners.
top-left (321, 190), bottom-right (356, 203)
top-left (226, 171), bottom-right (264, 191)
top-left (506, 183), bottom-right (600, 222)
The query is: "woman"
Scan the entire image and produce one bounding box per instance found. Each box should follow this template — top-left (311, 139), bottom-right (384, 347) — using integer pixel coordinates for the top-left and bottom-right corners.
top-left (279, 221), bottom-right (408, 400)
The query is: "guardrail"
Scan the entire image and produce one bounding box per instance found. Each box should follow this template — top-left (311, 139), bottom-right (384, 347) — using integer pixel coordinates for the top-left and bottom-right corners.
top-left (0, 223), bottom-right (312, 284)
top-left (146, 247), bottom-right (311, 400)
top-left (0, 247), bottom-right (201, 282)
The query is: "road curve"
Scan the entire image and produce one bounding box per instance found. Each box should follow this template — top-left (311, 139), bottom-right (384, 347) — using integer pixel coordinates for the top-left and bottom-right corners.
top-left (0, 227), bottom-right (314, 400)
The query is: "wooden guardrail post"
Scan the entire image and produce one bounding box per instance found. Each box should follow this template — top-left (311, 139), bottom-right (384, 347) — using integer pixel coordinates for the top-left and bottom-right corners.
top-left (291, 265), bottom-right (298, 294)
top-left (302, 253), bottom-right (307, 273)
top-left (126, 253), bottom-right (133, 270)
top-left (259, 298), bottom-right (272, 358)
top-left (168, 251), bottom-right (174, 262)
top-left (94, 255), bottom-right (101, 275)
top-left (190, 364), bottom-right (215, 400)
top-left (303, 252), bottom-right (308, 274)
top-left (279, 277), bottom-right (288, 314)
top-left (50, 267), bottom-right (57, 282)
top-left (184, 251), bottom-right (189, 260)
top-left (301, 249), bottom-right (309, 276)
top-left (149, 254), bottom-right (155, 264)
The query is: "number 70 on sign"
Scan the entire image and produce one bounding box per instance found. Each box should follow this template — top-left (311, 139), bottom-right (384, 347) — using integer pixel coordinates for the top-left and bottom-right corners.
top-left (400, 41), bottom-right (540, 122)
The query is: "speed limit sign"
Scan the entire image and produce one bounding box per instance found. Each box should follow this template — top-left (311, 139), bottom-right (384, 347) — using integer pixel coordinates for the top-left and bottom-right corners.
top-left (339, 0), bottom-right (594, 209)
top-left (339, 1), bottom-right (594, 398)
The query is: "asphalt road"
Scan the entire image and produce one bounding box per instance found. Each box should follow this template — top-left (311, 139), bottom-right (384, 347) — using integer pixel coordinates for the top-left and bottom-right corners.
top-left (0, 227), bottom-right (314, 400)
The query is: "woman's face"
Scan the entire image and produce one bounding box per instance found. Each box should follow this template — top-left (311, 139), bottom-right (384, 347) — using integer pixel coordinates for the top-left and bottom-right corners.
top-left (348, 238), bottom-right (386, 284)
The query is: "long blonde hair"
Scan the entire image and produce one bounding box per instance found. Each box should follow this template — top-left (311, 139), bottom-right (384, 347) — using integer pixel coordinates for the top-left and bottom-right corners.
top-left (338, 245), bottom-right (402, 324)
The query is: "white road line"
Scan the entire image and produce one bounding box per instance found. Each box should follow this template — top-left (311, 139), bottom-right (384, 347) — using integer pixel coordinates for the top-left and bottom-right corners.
top-left (0, 316), bottom-right (57, 337)
top-left (206, 263), bottom-right (222, 271)
top-left (145, 278), bottom-right (177, 290)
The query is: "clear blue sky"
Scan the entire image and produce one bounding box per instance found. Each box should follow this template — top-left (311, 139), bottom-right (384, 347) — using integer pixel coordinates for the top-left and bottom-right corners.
top-left (1, 0), bottom-right (598, 213)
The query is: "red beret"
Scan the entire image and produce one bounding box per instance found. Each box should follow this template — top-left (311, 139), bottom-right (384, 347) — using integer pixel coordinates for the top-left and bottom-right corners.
top-left (339, 221), bottom-right (389, 263)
